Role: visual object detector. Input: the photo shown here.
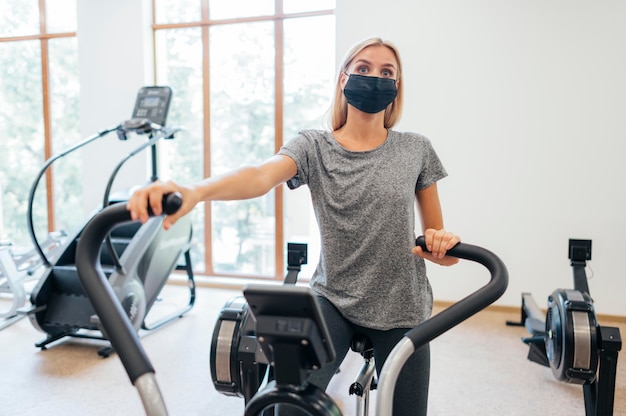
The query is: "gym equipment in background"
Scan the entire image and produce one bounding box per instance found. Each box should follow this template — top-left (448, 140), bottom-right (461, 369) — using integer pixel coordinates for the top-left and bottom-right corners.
top-left (73, 195), bottom-right (509, 416)
top-left (507, 239), bottom-right (622, 416)
top-left (25, 86), bottom-right (196, 354)
top-left (0, 231), bottom-right (66, 330)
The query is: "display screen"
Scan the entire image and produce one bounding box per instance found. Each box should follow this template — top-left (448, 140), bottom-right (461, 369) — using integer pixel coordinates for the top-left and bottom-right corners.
top-left (141, 96), bottom-right (161, 108)
top-left (132, 86), bottom-right (172, 125)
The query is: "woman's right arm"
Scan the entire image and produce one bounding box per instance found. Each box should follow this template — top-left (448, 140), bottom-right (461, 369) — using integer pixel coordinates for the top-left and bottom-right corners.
top-left (127, 154), bottom-right (297, 229)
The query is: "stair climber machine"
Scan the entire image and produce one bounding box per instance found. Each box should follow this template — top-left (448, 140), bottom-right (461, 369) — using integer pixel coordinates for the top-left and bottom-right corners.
top-left (26, 86), bottom-right (196, 355)
top-left (507, 239), bottom-right (622, 416)
top-left (73, 194), bottom-right (509, 416)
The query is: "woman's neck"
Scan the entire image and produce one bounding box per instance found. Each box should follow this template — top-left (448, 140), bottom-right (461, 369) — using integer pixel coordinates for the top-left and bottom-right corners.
top-left (334, 113), bottom-right (388, 151)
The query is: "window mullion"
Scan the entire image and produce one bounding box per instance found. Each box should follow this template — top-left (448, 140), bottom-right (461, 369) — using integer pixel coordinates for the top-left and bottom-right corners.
top-left (203, 21), bottom-right (213, 275)
top-left (39, 0), bottom-right (55, 232)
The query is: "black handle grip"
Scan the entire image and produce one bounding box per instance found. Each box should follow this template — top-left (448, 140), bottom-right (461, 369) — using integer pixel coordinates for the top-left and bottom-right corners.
top-left (146, 191), bottom-right (183, 216)
top-left (415, 236), bottom-right (428, 251)
top-left (408, 235), bottom-right (508, 349)
top-left (75, 193), bottom-right (182, 384)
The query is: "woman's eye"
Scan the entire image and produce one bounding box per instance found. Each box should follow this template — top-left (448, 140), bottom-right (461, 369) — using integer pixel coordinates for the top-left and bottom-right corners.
top-left (382, 69), bottom-right (393, 77)
top-left (357, 66), bottom-right (368, 74)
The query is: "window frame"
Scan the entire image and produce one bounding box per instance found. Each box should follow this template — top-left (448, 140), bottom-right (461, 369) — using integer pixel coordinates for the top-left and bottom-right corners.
top-left (151, 1), bottom-right (334, 280)
top-left (0, 3), bottom-right (77, 235)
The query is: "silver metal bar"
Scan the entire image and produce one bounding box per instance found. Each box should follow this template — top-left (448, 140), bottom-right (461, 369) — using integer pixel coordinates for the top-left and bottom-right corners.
top-left (135, 372), bottom-right (168, 416)
top-left (375, 337), bottom-right (415, 416)
top-left (353, 358), bottom-right (376, 416)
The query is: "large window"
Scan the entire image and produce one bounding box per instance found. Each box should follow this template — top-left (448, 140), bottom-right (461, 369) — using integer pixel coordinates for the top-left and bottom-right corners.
top-left (0, 0), bottom-right (79, 248)
top-left (153, 1), bottom-right (335, 279)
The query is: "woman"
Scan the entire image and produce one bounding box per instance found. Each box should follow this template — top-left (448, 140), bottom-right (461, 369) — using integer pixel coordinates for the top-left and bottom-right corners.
top-left (127, 37), bottom-right (460, 416)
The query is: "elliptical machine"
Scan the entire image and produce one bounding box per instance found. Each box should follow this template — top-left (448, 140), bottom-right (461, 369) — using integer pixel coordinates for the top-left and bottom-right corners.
top-left (26, 86), bottom-right (196, 354)
top-left (507, 239), bottom-right (622, 416)
top-left (72, 194), bottom-right (509, 416)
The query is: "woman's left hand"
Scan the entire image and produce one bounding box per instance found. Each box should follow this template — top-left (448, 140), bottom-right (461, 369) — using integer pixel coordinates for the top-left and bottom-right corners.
top-left (413, 228), bottom-right (461, 266)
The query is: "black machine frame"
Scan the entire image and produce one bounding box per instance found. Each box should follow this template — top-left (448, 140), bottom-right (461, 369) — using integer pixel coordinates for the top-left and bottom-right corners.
top-left (209, 242), bottom-right (311, 404)
top-left (210, 242), bottom-right (379, 416)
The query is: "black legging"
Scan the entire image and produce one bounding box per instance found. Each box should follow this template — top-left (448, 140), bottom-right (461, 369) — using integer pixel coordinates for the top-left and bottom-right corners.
top-left (277, 296), bottom-right (430, 416)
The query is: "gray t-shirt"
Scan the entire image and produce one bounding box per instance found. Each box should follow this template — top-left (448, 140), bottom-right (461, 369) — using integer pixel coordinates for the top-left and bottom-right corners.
top-left (278, 129), bottom-right (447, 330)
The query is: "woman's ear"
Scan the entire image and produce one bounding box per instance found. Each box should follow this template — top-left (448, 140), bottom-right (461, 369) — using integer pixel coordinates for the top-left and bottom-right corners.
top-left (340, 71), bottom-right (348, 90)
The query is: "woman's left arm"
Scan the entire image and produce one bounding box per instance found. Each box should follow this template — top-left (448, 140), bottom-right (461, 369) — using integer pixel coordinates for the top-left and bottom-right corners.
top-left (413, 183), bottom-right (460, 266)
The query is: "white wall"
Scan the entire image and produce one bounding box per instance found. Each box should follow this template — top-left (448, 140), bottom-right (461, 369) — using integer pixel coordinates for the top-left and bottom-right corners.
top-left (77, 1), bottom-right (626, 316)
top-left (337, 0), bottom-right (626, 316)
top-left (77, 0), bottom-right (153, 213)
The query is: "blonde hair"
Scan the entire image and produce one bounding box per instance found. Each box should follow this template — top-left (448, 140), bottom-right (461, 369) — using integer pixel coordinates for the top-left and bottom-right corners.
top-left (330, 38), bottom-right (404, 131)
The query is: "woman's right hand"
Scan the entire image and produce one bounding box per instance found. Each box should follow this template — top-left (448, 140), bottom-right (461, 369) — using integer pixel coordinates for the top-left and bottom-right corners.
top-left (126, 180), bottom-right (199, 229)
top-left (413, 228), bottom-right (460, 266)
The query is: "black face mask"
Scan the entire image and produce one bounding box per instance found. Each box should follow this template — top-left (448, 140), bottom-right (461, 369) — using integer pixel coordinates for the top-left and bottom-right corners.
top-left (343, 74), bottom-right (398, 114)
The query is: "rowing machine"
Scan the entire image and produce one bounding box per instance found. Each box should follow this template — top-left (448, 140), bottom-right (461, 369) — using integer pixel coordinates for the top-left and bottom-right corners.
top-left (507, 239), bottom-right (622, 416)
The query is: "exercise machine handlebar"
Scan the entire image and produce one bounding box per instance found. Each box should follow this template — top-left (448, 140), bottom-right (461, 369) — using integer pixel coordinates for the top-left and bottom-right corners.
top-left (75, 193), bottom-right (182, 416)
top-left (376, 237), bottom-right (509, 416)
top-left (75, 219), bottom-right (507, 416)
top-left (27, 126), bottom-right (120, 267)
top-left (26, 122), bottom-right (178, 268)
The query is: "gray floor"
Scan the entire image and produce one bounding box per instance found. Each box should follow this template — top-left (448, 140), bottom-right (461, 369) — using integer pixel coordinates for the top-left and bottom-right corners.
top-left (1, 284), bottom-right (624, 415)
